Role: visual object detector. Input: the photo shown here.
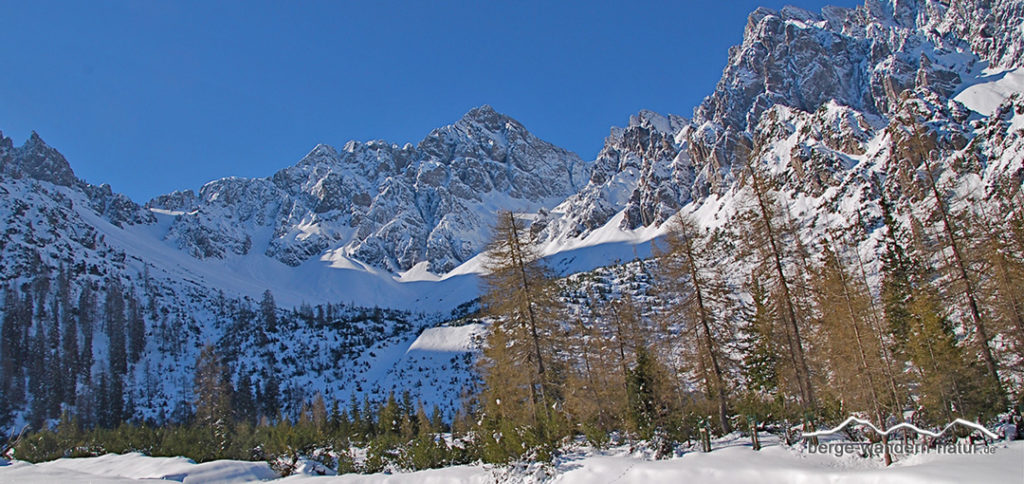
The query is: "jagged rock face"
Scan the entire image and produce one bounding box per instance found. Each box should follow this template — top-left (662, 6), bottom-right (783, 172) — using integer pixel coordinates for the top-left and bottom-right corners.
top-left (752, 102), bottom-right (882, 198)
top-left (696, 0), bottom-right (1020, 133)
top-left (157, 106), bottom-right (587, 272)
top-left (0, 131), bottom-right (153, 228)
top-left (145, 189), bottom-right (198, 213)
top-left (537, 0), bottom-right (1023, 245)
top-left (682, 0), bottom-right (1020, 195)
top-left (1, 131), bottom-right (78, 188)
top-left (916, 0), bottom-right (1024, 71)
top-left (536, 111), bottom-right (693, 242)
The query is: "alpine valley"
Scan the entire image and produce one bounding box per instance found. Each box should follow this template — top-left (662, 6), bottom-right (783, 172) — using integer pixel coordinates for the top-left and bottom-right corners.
top-left (0, 0), bottom-right (1022, 453)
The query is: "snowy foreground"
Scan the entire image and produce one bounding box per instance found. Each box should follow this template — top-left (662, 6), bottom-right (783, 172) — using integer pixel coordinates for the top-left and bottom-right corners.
top-left (1, 437), bottom-right (1021, 484)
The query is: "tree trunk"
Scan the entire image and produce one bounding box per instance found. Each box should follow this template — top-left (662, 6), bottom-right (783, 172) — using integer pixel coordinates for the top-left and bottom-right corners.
top-left (747, 163), bottom-right (816, 410)
top-left (681, 235), bottom-right (731, 434)
top-left (921, 156), bottom-right (1003, 395)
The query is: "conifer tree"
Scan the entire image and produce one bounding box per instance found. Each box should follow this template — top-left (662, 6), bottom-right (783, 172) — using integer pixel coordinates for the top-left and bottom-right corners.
top-left (60, 286), bottom-right (78, 411)
top-left (261, 290), bottom-right (277, 333)
top-left (919, 152), bottom-right (1003, 397)
top-left (105, 281), bottom-right (127, 380)
top-left (127, 292), bottom-right (145, 365)
top-left (0, 285), bottom-right (26, 407)
top-left (811, 235), bottom-right (896, 463)
top-left (976, 189), bottom-right (1024, 365)
top-left (233, 372), bottom-right (257, 425)
top-left (739, 271), bottom-right (779, 403)
top-left (193, 344), bottom-right (233, 426)
top-left (479, 211), bottom-right (565, 440)
top-left (739, 157), bottom-right (816, 412)
top-left (655, 215), bottom-right (732, 434)
top-left (78, 283), bottom-right (96, 384)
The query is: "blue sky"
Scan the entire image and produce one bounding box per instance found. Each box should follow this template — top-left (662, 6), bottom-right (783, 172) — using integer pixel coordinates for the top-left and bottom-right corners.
top-left (1, 0), bottom-right (859, 202)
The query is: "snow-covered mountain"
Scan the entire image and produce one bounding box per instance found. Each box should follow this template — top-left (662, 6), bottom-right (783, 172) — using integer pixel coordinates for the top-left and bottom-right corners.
top-left (148, 105), bottom-right (586, 275)
top-left (536, 0), bottom-right (1024, 250)
top-left (0, 0), bottom-right (1022, 424)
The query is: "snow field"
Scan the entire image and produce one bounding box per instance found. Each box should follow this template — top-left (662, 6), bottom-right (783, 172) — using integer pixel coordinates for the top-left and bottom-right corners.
top-left (2, 439), bottom-right (1020, 483)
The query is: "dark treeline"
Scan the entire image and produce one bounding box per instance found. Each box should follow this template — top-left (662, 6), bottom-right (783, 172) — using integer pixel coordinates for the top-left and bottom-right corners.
top-left (13, 379), bottom-right (468, 474)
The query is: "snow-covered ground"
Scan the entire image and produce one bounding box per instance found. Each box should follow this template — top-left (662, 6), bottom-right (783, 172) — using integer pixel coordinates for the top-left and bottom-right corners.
top-left (3, 439), bottom-right (1021, 483)
top-left (954, 67), bottom-right (1024, 117)
top-left (0, 453), bottom-right (277, 483)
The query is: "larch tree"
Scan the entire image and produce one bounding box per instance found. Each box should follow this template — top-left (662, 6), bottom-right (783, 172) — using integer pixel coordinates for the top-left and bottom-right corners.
top-left (478, 211), bottom-right (565, 449)
top-left (810, 235), bottom-right (895, 464)
top-left (654, 215), bottom-right (733, 434)
top-left (193, 344), bottom-right (233, 426)
top-left (739, 156), bottom-right (817, 413)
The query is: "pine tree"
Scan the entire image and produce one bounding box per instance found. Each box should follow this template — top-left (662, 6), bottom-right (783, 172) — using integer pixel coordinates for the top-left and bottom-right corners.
top-left (233, 372), bottom-right (257, 425)
top-left (625, 346), bottom-right (672, 440)
top-left (261, 371), bottom-right (281, 421)
top-left (44, 295), bottom-right (61, 419)
top-left (78, 283), bottom-right (96, 384)
top-left (105, 281), bottom-right (127, 380)
top-left (127, 292), bottom-right (145, 365)
top-left (0, 285), bottom-right (26, 408)
top-left (102, 281), bottom-right (128, 426)
top-left (740, 271), bottom-right (779, 396)
top-left (260, 290), bottom-right (277, 333)
top-left (879, 197), bottom-right (915, 354)
top-left (60, 284), bottom-right (79, 412)
top-left (27, 314), bottom-right (49, 428)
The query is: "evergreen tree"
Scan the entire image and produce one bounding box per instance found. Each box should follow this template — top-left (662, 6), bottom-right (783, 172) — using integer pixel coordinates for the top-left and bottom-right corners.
top-left (105, 281), bottom-right (127, 380)
top-left (260, 290), bottom-right (277, 333)
top-left (625, 346), bottom-right (672, 440)
top-left (60, 283), bottom-right (79, 412)
top-left (127, 292), bottom-right (145, 365)
top-left (233, 372), bottom-right (257, 425)
top-left (261, 371), bottom-right (281, 421)
top-left (27, 315), bottom-right (49, 428)
top-left (740, 272), bottom-right (778, 395)
top-left (102, 281), bottom-right (127, 426)
top-left (0, 285), bottom-right (26, 407)
top-left (78, 283), bottom-right (96, 384)
top-left (879, 197), bottom-right (914, 353)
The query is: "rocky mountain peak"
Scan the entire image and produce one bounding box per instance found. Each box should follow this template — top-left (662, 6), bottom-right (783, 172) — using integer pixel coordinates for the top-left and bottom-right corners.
top-left (297, 143), bottom-right (342, 168)
top-left (627, 110), bottom-right (686, 134)
top-left (455, 104), bottom-right (513, 130)
top-left (154, 105), bottom-right (587, 273)
top-left (0, 131), bottom-right (78, 187)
